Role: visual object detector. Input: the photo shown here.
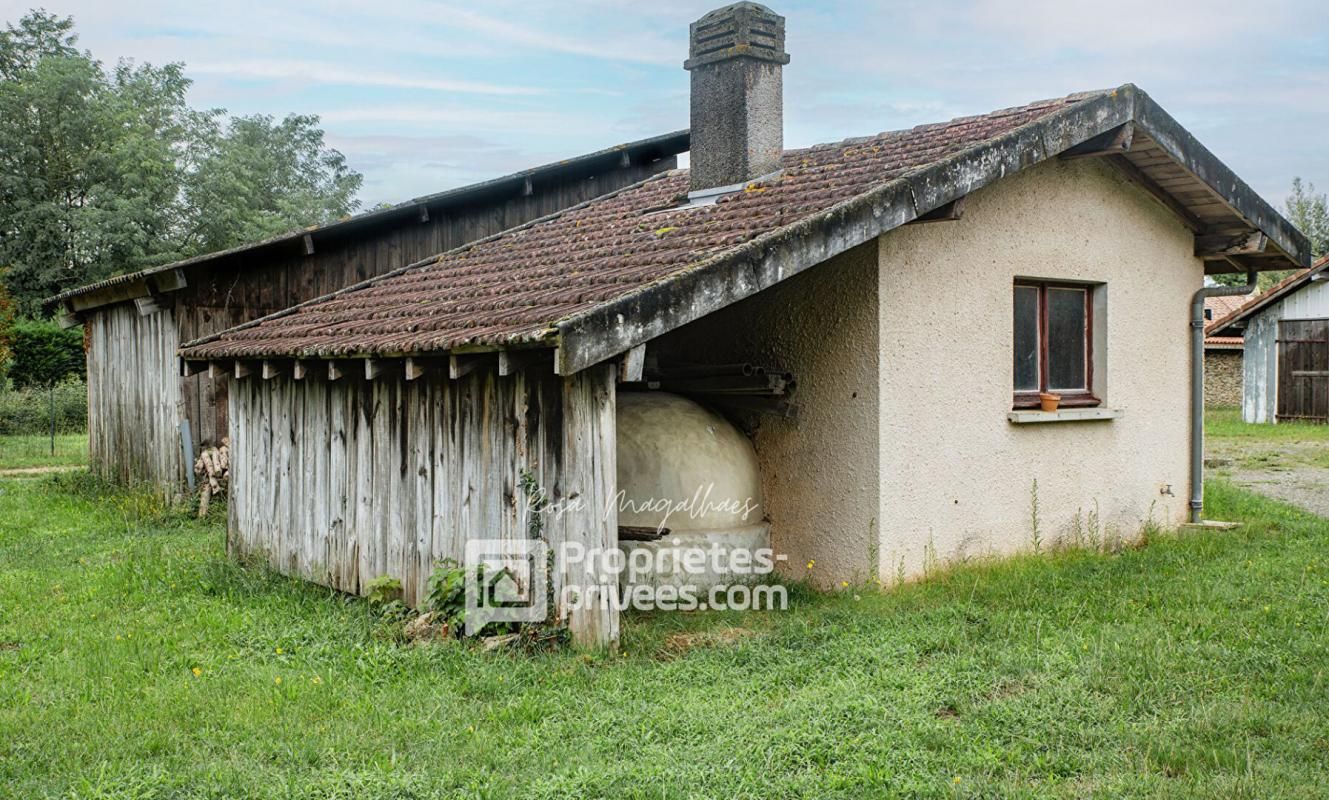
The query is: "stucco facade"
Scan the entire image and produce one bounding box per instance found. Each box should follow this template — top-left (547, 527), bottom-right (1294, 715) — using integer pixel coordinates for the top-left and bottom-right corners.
top-left (654, 242), bottom-right (880, 585)
top-left (876, 158), bottom-right (1198, 580)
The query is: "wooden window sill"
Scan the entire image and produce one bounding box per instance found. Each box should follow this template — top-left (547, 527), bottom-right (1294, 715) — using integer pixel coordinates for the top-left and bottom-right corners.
top-left (1007, 407), bottom-right (1123, 424)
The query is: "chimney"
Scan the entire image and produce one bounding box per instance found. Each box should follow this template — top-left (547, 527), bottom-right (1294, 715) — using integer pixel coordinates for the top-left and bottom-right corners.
top-left (684, 3), bottom-right (789, 195)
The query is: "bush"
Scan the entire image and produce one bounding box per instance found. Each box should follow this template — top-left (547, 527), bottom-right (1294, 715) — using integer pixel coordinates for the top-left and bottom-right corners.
top-left (9, 319), bottom-right (84, 390)
top-left (0, 378), bottom-right (87, 435)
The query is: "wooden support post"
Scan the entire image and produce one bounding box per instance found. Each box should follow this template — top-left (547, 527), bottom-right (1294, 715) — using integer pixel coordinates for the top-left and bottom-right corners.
top-left (292, 361), bottom-right (309, 381)
top-left (558, 363), bottom-right (619, 649)
top-left (619, 150), bottom-right (631, 168)
top-left (328, 361), bottom-right (344, 381)
top-left (365, 359), bottom-right (386, 380)
top-left (522, 177), bottom-right (534, 197)
top-left (208, 362), bottom-right (228, 380)
top-left (302, 234), bottom-right (315, 256)
top-left (417, 205), bottom-right (430, 223)
top-left (262, 360), bottom-right (285, 380)
top-left (617, 344), bottom-right (646, 382)
top-left (234, 361), bottom-right (253, 379)
top-left (404, 358), bottom-right (425, 381)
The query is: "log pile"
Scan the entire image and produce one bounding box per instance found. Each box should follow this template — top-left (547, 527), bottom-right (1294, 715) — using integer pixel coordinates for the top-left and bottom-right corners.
top-left (194, 437), bottom-right (230, 518)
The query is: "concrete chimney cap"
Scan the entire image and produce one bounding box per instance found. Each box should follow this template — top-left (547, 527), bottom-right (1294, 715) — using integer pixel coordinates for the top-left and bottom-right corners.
top-left (684, 2), bottom-right (790, 70)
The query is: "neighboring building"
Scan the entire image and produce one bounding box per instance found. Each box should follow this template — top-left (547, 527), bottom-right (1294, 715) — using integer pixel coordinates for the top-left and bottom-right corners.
top-left (179, 3), bottom-right (1309, 647)
top-left (1207, 258), bottom-right (1329, 423)
top-left (1203, 292), bottom-right (1253, 407)
top-left (47, 134), bottom-right (688, 489)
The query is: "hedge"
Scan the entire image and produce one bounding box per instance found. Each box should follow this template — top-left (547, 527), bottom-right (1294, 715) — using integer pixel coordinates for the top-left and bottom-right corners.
top-left (9, 319), bottom-right (85, 390)
top-left (0, 379), bottom-right (88, 435)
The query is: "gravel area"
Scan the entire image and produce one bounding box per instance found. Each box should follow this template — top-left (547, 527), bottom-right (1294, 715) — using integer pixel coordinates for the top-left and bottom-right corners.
top-left (1207, 438), bottom-right (1329, 518)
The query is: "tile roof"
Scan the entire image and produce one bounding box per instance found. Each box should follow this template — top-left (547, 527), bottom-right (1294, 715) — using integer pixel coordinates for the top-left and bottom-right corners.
top-left (179, 91), bottom-right (1097, 361)
top-left (1206, 256), bottom-right (1329, 336)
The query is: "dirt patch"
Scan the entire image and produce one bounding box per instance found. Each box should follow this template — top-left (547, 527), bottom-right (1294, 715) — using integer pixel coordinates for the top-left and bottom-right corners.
top-left (659, 626), bottom-right (755, 659)
top-left (1207, 438), bottom-right (1329, 517)
top-left (0, 465), bottom-right (82, 478)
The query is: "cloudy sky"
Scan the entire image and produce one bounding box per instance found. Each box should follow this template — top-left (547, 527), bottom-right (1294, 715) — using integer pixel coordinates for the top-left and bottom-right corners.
top-left (6, 0), bottom-right (1326, 210)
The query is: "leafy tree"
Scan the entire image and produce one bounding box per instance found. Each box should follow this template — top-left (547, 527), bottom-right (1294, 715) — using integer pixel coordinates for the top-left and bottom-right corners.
top-left (0, 10), bottom-right (362, 316)
top-left (1286, 177), bottom-right (1329, 261)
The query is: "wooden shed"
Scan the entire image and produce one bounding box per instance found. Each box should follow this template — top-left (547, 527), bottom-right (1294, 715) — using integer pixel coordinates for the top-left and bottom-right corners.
top-left (47, 133), bottom-right (687, 491)
top-left (1207, 257), bottom-right (1329, 423)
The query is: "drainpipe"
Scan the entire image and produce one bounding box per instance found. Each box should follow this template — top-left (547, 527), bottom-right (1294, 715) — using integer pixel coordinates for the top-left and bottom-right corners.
top-left (1189, 269), bottom-right (1255, 522)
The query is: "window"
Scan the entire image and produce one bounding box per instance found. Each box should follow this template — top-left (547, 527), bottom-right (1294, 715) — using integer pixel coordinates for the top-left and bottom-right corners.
top-left (1013, 281), bottom-right (1097, 408)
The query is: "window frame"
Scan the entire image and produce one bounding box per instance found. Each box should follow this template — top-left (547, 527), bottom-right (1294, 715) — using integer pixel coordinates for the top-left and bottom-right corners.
top-left (1013, 280), bottom-right (1099, 409)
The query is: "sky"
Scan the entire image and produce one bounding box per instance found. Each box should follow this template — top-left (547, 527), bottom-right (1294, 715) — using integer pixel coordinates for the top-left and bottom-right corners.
top-left (4, 0), bottom-right (1327, 210)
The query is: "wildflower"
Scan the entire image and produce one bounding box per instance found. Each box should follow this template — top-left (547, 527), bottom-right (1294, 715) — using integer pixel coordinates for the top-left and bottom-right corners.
top-left (311, 675), bottom-right (323, 685)
top-left (191, 667), bottom-right (202, 677)
top-left (953, 777), bottom-right (962, 784)
top-left (274, 676), bottom-right (282, 685)
top-left (275, 647), bottom-right (283, 655)
top-left (806, 560), bottom-right (815, 570)
top-left (841, 581), bottom-right (849, 588)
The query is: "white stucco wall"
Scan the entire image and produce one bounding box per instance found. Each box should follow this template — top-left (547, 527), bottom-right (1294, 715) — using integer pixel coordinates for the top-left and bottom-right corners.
top-left (876, 158), bottom-right (1199, 581)
top-left (653, 242), bottom-right (880, 585)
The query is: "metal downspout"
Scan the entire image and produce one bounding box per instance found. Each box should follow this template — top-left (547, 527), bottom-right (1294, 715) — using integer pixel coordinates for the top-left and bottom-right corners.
top-left (1189, 270), bottom-right (1255, 522)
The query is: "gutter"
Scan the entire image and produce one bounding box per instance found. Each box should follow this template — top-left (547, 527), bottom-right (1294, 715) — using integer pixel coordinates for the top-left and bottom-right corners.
top-left (1189, 272), bottom-right (1255, 523)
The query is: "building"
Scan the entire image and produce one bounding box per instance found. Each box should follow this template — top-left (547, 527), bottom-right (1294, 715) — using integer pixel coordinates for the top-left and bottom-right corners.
top-left (1207, 258), bottom-right (1329, 423)
top-left (179, 3), bottom-right (1309, 647)
top-left (1203, 292), bottom-right (1253, 407)
top-left (47, 134), bottom-right (688, 489)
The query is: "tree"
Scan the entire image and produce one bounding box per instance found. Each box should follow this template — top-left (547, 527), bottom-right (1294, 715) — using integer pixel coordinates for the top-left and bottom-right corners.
top-left (1286, 177), bottom-right (1329, 261)
top-left (0, 10), bottom-right (362, 316)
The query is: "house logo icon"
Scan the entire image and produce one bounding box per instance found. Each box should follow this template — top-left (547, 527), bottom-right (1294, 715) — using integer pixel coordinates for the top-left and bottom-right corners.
top-left (463, 539), bottom-right (548, 635)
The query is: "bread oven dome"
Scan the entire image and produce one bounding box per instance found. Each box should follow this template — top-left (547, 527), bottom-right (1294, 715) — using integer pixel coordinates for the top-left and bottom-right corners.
top-left (615, 392), bottom-right (770, 590)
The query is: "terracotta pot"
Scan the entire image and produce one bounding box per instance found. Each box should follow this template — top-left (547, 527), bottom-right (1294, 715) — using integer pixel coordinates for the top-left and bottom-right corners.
top-left (1039, 392), bottom-right (1061, 412)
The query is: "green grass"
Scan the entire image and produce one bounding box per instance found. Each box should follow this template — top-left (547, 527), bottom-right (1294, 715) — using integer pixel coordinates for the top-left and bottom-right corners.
top-left (1, 474), bottom-right (1327, 798)
top-left (0, 433), bottom-right (88, 470)
top-left (1206, 405), bottom-right (1329, 443)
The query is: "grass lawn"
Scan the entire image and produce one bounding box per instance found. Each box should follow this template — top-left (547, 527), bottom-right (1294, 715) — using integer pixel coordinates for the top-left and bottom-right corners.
top-left (1, 473), bottom-right (1327, 799)
top-left (0, 433), bottom-right (88, 470)
top-left (1206, 405), bottom-right (1329, 444)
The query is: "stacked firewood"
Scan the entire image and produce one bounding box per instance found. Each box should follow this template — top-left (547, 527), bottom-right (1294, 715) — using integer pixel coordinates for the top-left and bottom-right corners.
top-left (641, 362), bottom-right (799, 419)
top-left (194, 437), bottom-right (230, 518)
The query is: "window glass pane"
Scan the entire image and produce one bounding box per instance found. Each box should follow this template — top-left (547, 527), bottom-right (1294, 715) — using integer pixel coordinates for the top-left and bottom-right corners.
top-left (1047, 288), bottom-right (1086, 390)
top-left (1013, 286), bottom-right (1039, 392)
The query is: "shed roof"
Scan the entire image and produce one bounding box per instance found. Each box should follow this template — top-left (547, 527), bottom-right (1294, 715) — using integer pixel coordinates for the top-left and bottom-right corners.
top-left (48, 130), bottom-right (689, 310)
top-left (180, 84), bottom-right (1312, 373)
top-left (1206, 256), bottom-right (1329, 336)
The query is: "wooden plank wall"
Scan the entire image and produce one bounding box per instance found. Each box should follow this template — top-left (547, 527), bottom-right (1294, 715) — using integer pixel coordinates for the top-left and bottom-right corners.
top-left (176, 160), bottom-right (669, 456)
top-left (86, 304), bottom-right (184, 491)
top-left (226, 363), bottom-right (619, 647)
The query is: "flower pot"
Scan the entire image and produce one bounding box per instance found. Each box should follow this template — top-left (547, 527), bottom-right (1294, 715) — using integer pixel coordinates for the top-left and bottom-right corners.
top-left (1039, 392), bottom-right (1061, 412)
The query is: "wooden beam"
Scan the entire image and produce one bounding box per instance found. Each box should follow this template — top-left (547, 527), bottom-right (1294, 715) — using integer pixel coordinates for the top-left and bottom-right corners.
top-left (1105, 154), bottom-right (1205, 234)
top-left (619, 150), bottom-right (631, 169)
top-left (1195, 230), bottom-right (1269, 258)
top-left (417, 205), bottom-right (430, 223)
top-left (497, 349), bottom-right (546, 376)
top-left (907, 196), bottom-right (966, 225)
top-left (56, 311), bottom-right (79, 330)
top-left (449, 353), bottom-right (487, 380)
top-left (1059, 122), bottom-right (1134, 160)
top-left (292, 361), bottom-right (309, 381)
top-left (302, 234), bottom-right (315, 256)
top-left (617, 345), bottom-right (646, 382)
top-left (522, 177), bottom-right (534, 197)
top-left (150, 268), bottom-right (187, 293)
top-left (364, 359), bottom-right (387, 380)
top-left (180, 359), bottom-right (206, 377)
top-left (261, 360), bottom-right (285, 380)
top-left (328, 361), bottom-right (345, 381)
top-left (208, 362), bottom-right (227, 380)
top-left (134, 295), bottom-right (163, 316)
top-left (404, 358), bottom-right (425, 381)
top-left (234, 361), bottom-right (253, 379)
